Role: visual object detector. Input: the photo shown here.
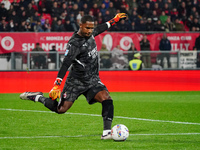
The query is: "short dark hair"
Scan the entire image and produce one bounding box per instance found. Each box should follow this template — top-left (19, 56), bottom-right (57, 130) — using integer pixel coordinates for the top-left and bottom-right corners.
top-left (81, 15), bottom-right (94, 24)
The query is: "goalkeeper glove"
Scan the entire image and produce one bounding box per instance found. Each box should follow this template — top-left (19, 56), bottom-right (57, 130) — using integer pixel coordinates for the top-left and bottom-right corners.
top-left (108, 13), bottom-right (127, 26)
top-left (49, 78), bottom-right (62, 100)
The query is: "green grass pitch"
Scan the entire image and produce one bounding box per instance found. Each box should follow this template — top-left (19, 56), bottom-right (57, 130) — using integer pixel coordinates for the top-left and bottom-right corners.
top-left (0, 91), bottom-right (200, 150)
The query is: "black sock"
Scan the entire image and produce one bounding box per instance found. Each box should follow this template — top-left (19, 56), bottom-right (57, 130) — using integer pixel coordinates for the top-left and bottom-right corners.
top-left (102, 99), bottom-right (114, 130)
top-left (38, 96), bottom-right (58, 113)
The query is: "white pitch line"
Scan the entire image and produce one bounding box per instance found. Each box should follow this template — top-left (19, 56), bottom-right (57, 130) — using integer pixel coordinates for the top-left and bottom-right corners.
top-left (0, 133), bottom-right (200, 140)
top-left (0, 108), bottom-right (200, 125)
top-left (130, 133), bottom-right (200, 136)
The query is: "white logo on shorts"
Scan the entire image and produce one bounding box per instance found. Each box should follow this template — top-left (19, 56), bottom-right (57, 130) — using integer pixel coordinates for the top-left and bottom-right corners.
top-left (98, 81), bottom-right (104, 85)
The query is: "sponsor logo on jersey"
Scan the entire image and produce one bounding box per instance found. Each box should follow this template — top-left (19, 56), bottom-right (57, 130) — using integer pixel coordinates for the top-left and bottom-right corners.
top-left (83, 43), bottom-right (88, 47)
top-left (88, 46), bottom-right (98, 59)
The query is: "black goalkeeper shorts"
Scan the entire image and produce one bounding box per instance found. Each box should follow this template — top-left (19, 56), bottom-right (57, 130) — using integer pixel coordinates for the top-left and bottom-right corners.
top-left (60, 76), bottom-right (108, 104)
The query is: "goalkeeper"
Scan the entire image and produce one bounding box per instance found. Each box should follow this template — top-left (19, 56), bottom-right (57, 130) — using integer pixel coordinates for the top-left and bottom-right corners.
top-left (20, 13), bottom-right (127, 140)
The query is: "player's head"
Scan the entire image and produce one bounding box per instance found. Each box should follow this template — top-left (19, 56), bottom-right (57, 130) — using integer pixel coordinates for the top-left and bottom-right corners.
top-left (78, 15), bottom-right (94, 38)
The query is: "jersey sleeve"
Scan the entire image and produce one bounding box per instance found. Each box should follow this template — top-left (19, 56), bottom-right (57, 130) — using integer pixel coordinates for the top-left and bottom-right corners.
top-left (93, 22), bottom-right (110, 37)
top-left (57, 43), bottom-right (80, 79)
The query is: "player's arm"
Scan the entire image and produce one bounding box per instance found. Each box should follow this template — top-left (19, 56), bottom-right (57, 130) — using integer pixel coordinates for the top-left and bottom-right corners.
top-left (49, 44), bottom-right (79, 100)
top-left (93, 13), bottom-right (127, 37)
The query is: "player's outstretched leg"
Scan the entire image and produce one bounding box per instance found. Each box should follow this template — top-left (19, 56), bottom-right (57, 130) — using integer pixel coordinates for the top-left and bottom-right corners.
top-left (20, 91), bottom-right (58, 112)
top-left (20, 92), bottom-right (73, 114)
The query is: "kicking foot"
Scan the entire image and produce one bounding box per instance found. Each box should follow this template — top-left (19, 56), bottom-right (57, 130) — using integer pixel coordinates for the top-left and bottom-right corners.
top-left (101, 132), bottom-right (112, 140)
top-left (20, 92), bottom-right (43, 102)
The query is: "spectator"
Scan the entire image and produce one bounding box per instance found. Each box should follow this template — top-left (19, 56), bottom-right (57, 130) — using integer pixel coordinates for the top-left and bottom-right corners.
top-left (170, 7), bottom-right (179, 22)
top-left (100, 43), bottom-right (111, 68)
top-left (193, 46), bottom-right (200, 68)
top-left (51, 16), bottom-right (58, 31)
top-left (151, 10), bottom-right (159, 25)
top-left (130, 10), bottom-right (141, 26)
top-left (195, 34), bottom-right (200, 51)
top-left (128, 42), bottom-right (137, 61)
top-left (0, 19), bottom-right (8, 32)
top-left (154, 19), bottom-right (166, 31)
top-left (49, 45), bottom-right (57, 64)
top-left (110, 45), bottom-right (128, 69)
top-left (11, 0), bottom-right (20, 10)
top-left (107, 2), bottom-right (116, 17)
top-left (42, 18), bottom-right (51, 32)
top-left (97, 12), bottom-right (103, 24)
top-left (33, 20), bottom-right (44, 32)
top-left (44, 0), bottom-right (53, 14)
top-left (102, 0), bottom-right (110, 9)
top-left (92, 0), bottom-right (102, 8)
top-left (59, 12), bottom-right (67, 24)
top-left (76, 10), bottom-right (84, 25)
top-left (100, 3), bottom-right (107, 17)
top-left (1, 0), bottom-right (11, 10)
top-left (8, 4), bottom-right (15, 16)
top-left (165, 16), bottom-right (176, 32)
top-left (64, 19), bottom-right (74, 31)
top-left (136, 19), bottom-right (147, 31)
top-left (117, 19), bottom-right (130, 31)
top-left (54, 19), bottom-right (65, 32)
top-left (0, 3), bottom-right (8, 19)
top-left (120, 0), bottom-right (129, 12)
top-left (90, 3), bottom-right (100, 18)
top-left (159, 11), bottom-right (168, 25)
top-left (70, 3), bottom-right (79, 17)
top-left (69, 13), bottom-right (79, 31)
top-left (129, 53), bottom-right (142, 71)
top-left (103, 10), bottom-right (112, 22)
top-left (24, 19), bottom-right (32, 31)
top-left (60, 2), bottom-right (68, 16)
top-left (31, 0), bottom-right (38, 12)
top-left (19, 0), bottom-right (29, 8)
top-left (167, 0), bottom-right (173, 10)
top-left (124, 4), bottom-right (132, 17)
top-left (177, 1), bottom-right (187, 19)
top-left (81, 3), bottom-right (89, 15)
top-left (157, 0), bottom-right (164, 8)
top-left (153, 2), bottom-right (162, 16)
top-left (174, 18), bottom-right (185, 31)
top-left (130, 21), bottom-right (136, 31)
top-left (190, 18), bottom-right (200, 31)
top-left (129, 0), bottom-right (138, 10)
top-left (143, 2), bottom-right (152, 19)
top-left (159, 33), bottom-right (171, 68)
top-left (8, 10), bottom-right (19, 29)
top-left (7, 19), bottom-right (16, 31)
top-left (146, 18), bottom-right (154, 31)
top-left (18, 20), bottom-right (27, 32)
top-left (140, 34), bottom-right (151, 68)
top-left (163, 2), bottom-right (171, 16)
top-left (51, 2), bottom-right (60, 18)
top-left (26, 2), bottom-right (36, 18)
top-left (31, 42), bottom-right (46, 69)
top-left (19, 10), bottom-right (28, 23)
top-left (112, 0), bottom-right (121, 10)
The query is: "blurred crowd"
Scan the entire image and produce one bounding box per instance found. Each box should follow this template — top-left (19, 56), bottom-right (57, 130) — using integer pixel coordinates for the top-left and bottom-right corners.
top-left (0, 0), bottom-right (200, 32)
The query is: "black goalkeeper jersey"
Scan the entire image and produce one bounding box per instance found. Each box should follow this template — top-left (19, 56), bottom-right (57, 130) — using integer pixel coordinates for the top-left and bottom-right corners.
top-left (57, 23), bottom-right (109, 84)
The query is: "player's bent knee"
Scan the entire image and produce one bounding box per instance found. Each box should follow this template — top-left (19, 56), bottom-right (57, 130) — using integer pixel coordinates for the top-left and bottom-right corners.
top-left (57, 101), bottom-right (73, 114)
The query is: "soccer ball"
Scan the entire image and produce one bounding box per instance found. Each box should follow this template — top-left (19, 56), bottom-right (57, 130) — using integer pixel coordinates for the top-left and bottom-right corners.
top-left (111, 124), bottom-right (129, 141)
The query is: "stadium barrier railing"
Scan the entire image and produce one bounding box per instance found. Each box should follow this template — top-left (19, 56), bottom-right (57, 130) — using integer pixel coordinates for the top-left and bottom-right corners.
top-left (0, 50), bottom-right (199, 71)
